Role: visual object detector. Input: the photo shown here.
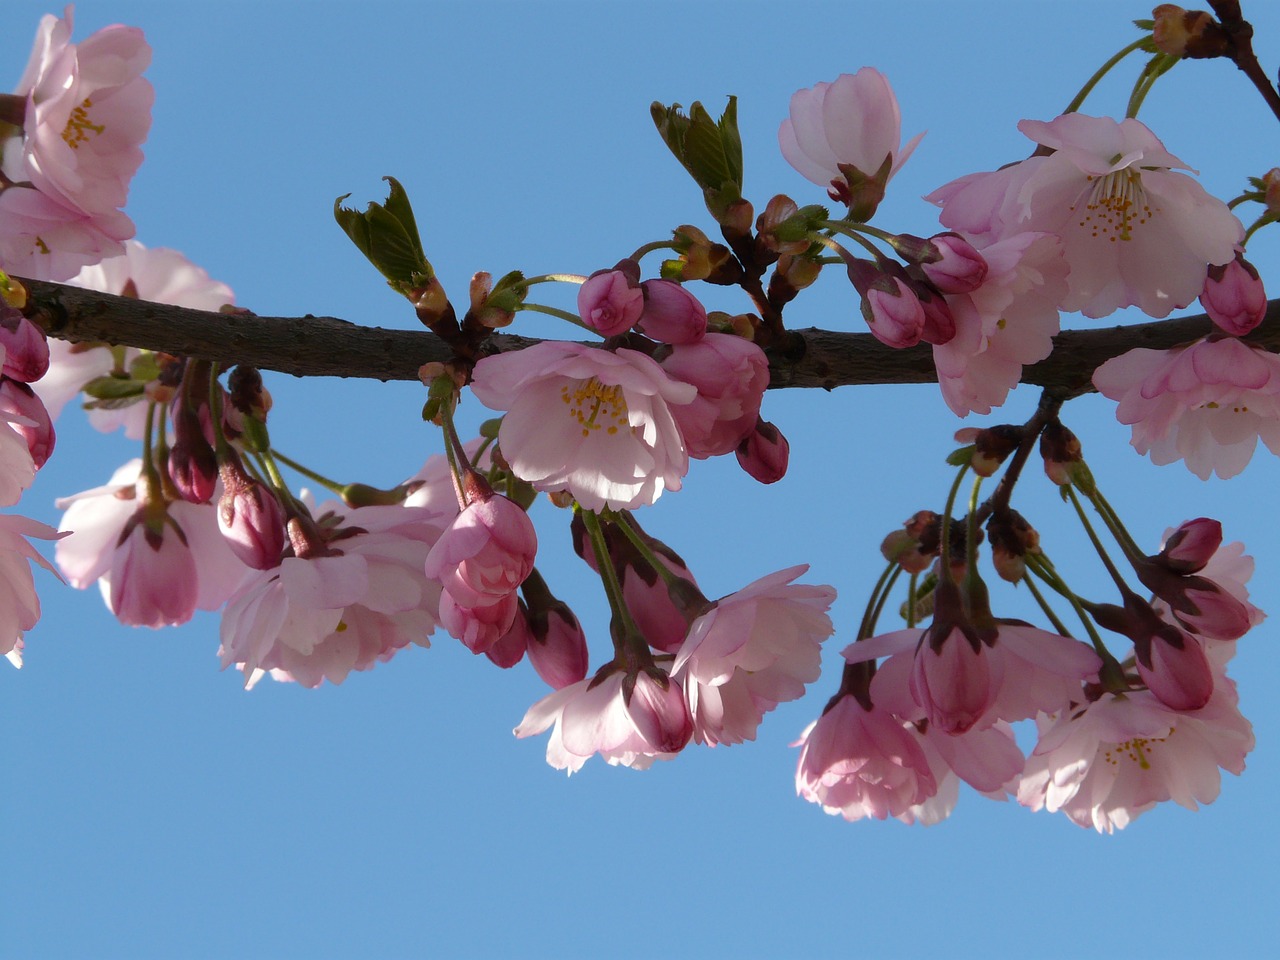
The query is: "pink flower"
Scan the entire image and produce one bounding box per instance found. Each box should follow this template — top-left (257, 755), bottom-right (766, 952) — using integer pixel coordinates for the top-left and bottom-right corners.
top-left (107, 504), bottom-right (201, 628)
top-left (672, 565), bottom-right (836, 746)
top-left (0, 409), bottom-right (38, 507)
top-left (1137, 627), bottom-right (1214, 711)
top-left (0, 513), bottom-right (61, 668)
top-left (219, 504), bottom-right (445, 688)
top-left (1200, 252), bottom-right (1266, 336)
top-left (1157, 518), bottom-right (1222, 574)
top-left (1092, 336), bottom-right (1280, 480)
top-left (469, 342), bottom-right (697, 511)
top-left (425, 493), bottom-right (536, 609)
top-left (515, 670), bottom-right (693, 773)
top-left (735, 419), bottom-right (789, 484)
top-left (846, 259), bottom-right (926, 348)
top-left (577, 267), bottom-right (644, 337)
top-left (635, 279), bottom-right (707, 344)
top-left (0, 186), bottom-right (132, 281)
top-left (525, 600), bottom-right (589, 689)
top-left (0, 311), bottom-right (50, 383)
top-left (794, 694), bottom-right (937, 822)
top-left (9, 7), bottom-right (152, 219)
top-left (1018, 684), bottom-right (1254, 833)
top-left (0, 380), bottom-right (55, 469)
top-left (660, 333), bottom-right (769, 458)
top-left (216, 459), bottom-right (286, 571)
top-left (779, 68), bottom-right (922, 217)
top-left (439, 589), bottom-right (519, 654)
top-left (932, 232), bottom-right (1068, 416)
top-left (930, 114), bottom-right (1242, 319)
top-left (917, 233), bottom-right (988, 294)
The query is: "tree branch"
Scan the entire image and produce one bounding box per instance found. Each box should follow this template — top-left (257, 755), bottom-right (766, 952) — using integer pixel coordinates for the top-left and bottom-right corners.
top-left (18, 276), bottom-right (1280, 397)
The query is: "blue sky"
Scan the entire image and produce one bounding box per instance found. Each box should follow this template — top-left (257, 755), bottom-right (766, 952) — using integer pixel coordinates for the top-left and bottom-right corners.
top-left (5, 2), bottom-right (1280, 958)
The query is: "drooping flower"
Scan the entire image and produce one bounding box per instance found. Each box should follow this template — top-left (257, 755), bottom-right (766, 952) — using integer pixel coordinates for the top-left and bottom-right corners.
top-left (929, 114), bottom-right (1242, 319)
top-left (515, 669), bottom-right (693, 773)
top-left (779, 68), bottom-right (922, 218)
top-left (0, 512), bottom-right (61, 668)
top-left (672, 565), bottom-right (836, 746)
top-left (469, 342), bottom-right (698, 511)
top-left (1092, 336), bottom-right (1280, 480)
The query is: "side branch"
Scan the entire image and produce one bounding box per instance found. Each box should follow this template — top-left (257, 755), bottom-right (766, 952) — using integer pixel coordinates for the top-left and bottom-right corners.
top-left (19, 277), bottom-right (1280, 395)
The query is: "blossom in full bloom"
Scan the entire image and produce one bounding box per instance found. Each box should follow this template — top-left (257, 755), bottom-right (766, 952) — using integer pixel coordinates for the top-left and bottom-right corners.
top-left (779, 68), bottom-right (922, 217)
top-left (1017, 683), bottom-right (1254, 833)
top-left (929, 114), bottom-right (1242, 319)
top-left (1092, 336), bottom-right (1280, 480)
top-left (0, 512), bottom-right (61, 668)
top-left (515, 669), bottom-right (693, 773)
top-left (672, 565), bottom-right (836, 746)
top-left (469, 342), bottom-right (699, 511)
top-left (219, 503), bottom-right (445, 688)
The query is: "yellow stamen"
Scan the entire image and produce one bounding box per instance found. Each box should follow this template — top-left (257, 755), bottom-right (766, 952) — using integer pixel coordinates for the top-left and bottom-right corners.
top-left (61, 97), bottom-right (104, 149)
top-left (1073, 170), bottom-right (1155, 242)
top-left (560, 378), bottom-right (630, 439)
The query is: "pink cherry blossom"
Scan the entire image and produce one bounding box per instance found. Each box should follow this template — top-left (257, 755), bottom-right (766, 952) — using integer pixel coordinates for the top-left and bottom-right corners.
top-left (0, 379), bottom-right (54, 469)
top-left (485, 604), bottom-right (531, 669)
top-left (1157, 518), bottom-right (1222, 574)
top-left (469, 342), bottom-right (697, 511)
top-left (525, 600), bottom-right (589, 689)
top-left (107, 505), bottom-right (201, 628)
top-left (735, 419), bottom-right (789, 484)
top-left (515, 670), bottom-right (693, 773)
top-left (1200, 253), bottom-right (1266, 336)
top-left (672, 565), bottom-right (836, 746)
top-left (0, 408), bottom-right (38, 507)
top-left (1137, 627), bottom-right (1214, 711)
top-left (1018, 683), bottom-right (1254, 833)
top-left (577, 268), bottom-right (644, 337)
top-left (929, 114), bottom-right (1242, 319)
top-left (0, 186), bottom-right (132, 281)
top-left (1092, 336), bottom-right (1280, 480)
top-left (660, 333), bottom-right (769, 459)
top-left (635, 279), bottom-right (707, 345)
top-left (917, 233), bottom-right (988, 295)
top-left (439, 588), bottom-right (519, 654)
top-left (8, 6), bottom-right (153, 218)
top-left (0, 512), bottom-right (61, 668)
top-left (425, 493), bottom-right (536, 608)
top-left (779, 68), bottom-right (922, 215)
top-left (932, 231), bottom-right (1068, 416)
top-left (794, 694), bottom-right (937, 822)
top-left (0, 311), bottom-right (50, 383)
top-left (219, 503), bottom-right (445, 688)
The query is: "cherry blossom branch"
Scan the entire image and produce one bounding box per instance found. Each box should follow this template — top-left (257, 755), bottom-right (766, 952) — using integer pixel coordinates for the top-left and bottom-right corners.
top-left (18, 276), bottom-right (1280, 396)
top-left (1209, 0), bottom-right (1280, 122)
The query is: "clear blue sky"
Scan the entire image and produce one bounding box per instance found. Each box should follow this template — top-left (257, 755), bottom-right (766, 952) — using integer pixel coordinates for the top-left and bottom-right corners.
top-left (5, 2), bottom-right (1280, 958)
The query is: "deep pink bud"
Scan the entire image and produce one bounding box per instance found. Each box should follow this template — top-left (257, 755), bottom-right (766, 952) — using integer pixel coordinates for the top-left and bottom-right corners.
top-left (920, 233), bottom-right (988, 294)
top-left (637, 279), bottom-right (708, 344)
top-left (486, 603), bottom-right (531, 668)
top-left (1157, 518), bottom-right (1222, 574)
top-left (0, 378), bottom-right (55, 468)
top-left (526, 602), bottom-right (589, 688)
top-left (735, 418), bottom-right (789, 484)
top-left (846, 259), bottom-right (926, 348)
top-left (425, 493), bottom-right (537, 608)
top-left (0, 310), bottom-right (50, 383)
top-left (439, 590), bottom-right (519, 654)
top-left (1137, 628), bottom-right (1214, 711)
top-left (1177, 581), bottom-right (1253, 640)
top-left (627, 672), bottom-right (694, 754)
top-left (1201, 252), bottom-right (1266, 336)
top-left (909, 625), bottom-right (996, 735)
top-left (217, 463), bottom-right (287, 570)
top-left (916, 284), bottom-right (956, 345)
top-left (578, 268), bottom-right (644, 337)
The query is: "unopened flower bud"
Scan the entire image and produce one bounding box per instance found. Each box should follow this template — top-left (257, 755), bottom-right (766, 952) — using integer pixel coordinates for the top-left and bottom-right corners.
top-left (0, 311), bottom-right (49, 383)
top-left (228, 365), bottom-right (271, 421)
top-left (413, 276), bottom-right (451, 329)
top-left (486, 602), bottom-right (531, 668)
top-left (626, 670), bottom-right (694, 753)
top-left (1039, 420), bottom-right (1083, 486)
top-left (756, 194), bottom-right (814, 256)
top-left (668, 225), bottom-right (740, 284)
top-left (1263, 168), bottom-right (1280, 216)
top-left (1151, 4), bottom-right (1229, 59)
top-left (0, 378), bottom-right (54, 468)
top-left (469, 271), bottom-right (518, 329)
top-left (1137, 623), bottom-right (1214, 711)
top-left (217, 456), bottom-right (287, 570)
top-left (955, 424), bottom-right (1022, 477)
top-left (735, 418), bottom-right (789, 484)
top-left (579, 263), bottom-right (644, 337)
top-left (1201, 252), bottom-right (1266, 336)
top-left (845, 257), bottom-right (925, 348)
top-left (1156, 517), bottom-right (1222, 573)
top-left (880, 528), bottom-right (932, 574)
top-left (637, 279), bottom-right (707, 344)
top-left (915, 283), bottom-right (956, 345)
top-left (986, 509), bottom-right (1040, 583)
top-left (527, 601), bottom-right (589, 689)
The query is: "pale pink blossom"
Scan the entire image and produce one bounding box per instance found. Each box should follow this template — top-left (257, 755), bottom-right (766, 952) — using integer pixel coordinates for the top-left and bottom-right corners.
top-left (107, 505), bottom-right (201, 628)
top-left (578, 268), bottom-right (644, 337)
top-left (636, 279), bottom-right (707, 345)
top-left (515, 670), bottom-right (693, 773)
top-left (424, 493), bottom-right (536, 609)
top-left (439, 588), bottom-right (518, 654)
top-left (779, 68), bottom-right (922, 215)
top-left (1200, 253), bottom-right (1266, 336)
top-left (794, 694), bottom-right (936, 822)
top-left (219, 504), bottom-right (445, 688)
top-left (672, 565), bottom-right (836, 746)
top-left (660, 333), bottom-right (769, 458)
top-left (0, 379), bottom-right (54, 469)
top-left (1192, 537), bottom-right (1265, 631)
top-left (469, 342), bottom-right (697, 511)
top-left (1018, 684), bottom-right (1254, 833)
top-left (932, 232), bottom-right (1068, 416)
top-left (0, 186), bottom-right (131, 281)
top-left (0, 409), bottom-right (38, 507)
top-left (929, 114), bottom-right (1242, 319)
top-left (7, 6), bottom-right (152, 218)
top-left (1092, 336), bottom-right (1280, 480)
top-left (0, 513), bottom-right (61, 668)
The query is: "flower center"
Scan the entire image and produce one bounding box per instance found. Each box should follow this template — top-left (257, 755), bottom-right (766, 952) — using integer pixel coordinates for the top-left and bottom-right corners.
top-left (1074, 170), bottom-right (1155, 242)
top-left (561, 377), bottom-right (629, 438)
top-left (1102, 727), bottom-right (1174, 771)
top-left (61, 97), bottom-right (104, 149)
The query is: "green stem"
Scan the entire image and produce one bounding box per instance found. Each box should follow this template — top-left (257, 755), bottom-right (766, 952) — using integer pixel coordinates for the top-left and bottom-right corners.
top-left (522, 273), bottom-right (588, 286)
top-left (630, 240), bottom-right (677, 262)
top-left (1064, 485), bottom-right (1132, 596)
top-left (962, 474), bottom-right (984, 590)
top-left (270, 449), bottom-right (347, 496)
top-left (580, 508), bottom-right (647, 656)
top-left (612, 512), bottom-right (684, 591)
top-left (519, 301), bottom-right (590, 330)
top-left (856, 559), bottom-right (902, 642)
top-left (817, 221), bottom-right (884, 260)
top-left (906, 572), bottom-right (919, 629)
top-left (1025, 552), bottom-right (1107, 652)
top-left (1021, 572), bottom-right (1073, 638)
top-left (1126, 53), bottom-right (1178, 118)
top-left (938, 464), bottom-right (970, 585)
top-left (1063, 37), bottom-right (1149, 114)
top-left (1085, 485), bottom-right (1144, 562)
top-left (866, 565), bottom-right (904, 639)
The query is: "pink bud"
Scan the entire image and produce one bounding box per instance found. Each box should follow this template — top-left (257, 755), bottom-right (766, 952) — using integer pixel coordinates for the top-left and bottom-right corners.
top-left (1200, 253), bottom-right (1266, 336)
top-left (637, 279), bottom-right (708, 344)
top-left (425, 493), bottom-right (537, 609)
top-left (486, 603), bottom-right (531, 668)
top-left (1138, 628), bottom-right (1214, 711)
top-left (916, 285), bottom-right (956, 345)
top-left (1178, 581), bottom-right (1253, 641)
top-left (909, 626), bottom-right (995, 735)
top-left (439, 590), bottom-right (519, 655)
top-left (0, 311), bottom-right (50, 383)
top-left (920, 233), bottom-right (988, 294)
top-left (526, 602), bottom-right (589, 688)
top-left (217, 470), bottom-right (287, 570)
top-left (109, 509), bottom-right (200, 628)
top-left (578, 269), bottom-right (644, 337)
top-left (735, 419), bottom-right (789, 484)
top-left (627, 672), bottom-right (694, 754)
top-left (1158, 518), bottom-right (1222, 574)
top-left (0, 378), bottom-right (55, 468)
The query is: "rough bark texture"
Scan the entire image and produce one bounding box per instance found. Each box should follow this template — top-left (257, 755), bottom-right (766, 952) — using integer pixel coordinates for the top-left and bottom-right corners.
top-left (19, 277), bottom-right (1280, 397)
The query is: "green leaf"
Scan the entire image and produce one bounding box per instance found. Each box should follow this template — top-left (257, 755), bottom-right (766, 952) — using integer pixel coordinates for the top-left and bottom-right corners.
top-left (334, 176), bottom-right (433, 295)
top-left (80, 375), bottom-right (147, 401)
top-left (651, 96), bottom-right (744, 200)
